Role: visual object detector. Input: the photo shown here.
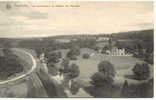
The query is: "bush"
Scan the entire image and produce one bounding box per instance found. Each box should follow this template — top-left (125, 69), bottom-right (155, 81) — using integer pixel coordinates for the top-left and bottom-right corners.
top-left (68, 63), bottom-right (80, 79)
top-left (61, 62), bottom-right (80, 80)
top-left (90, 61), bottom-right (116, 87)
top-left (67, 45), bottom-right (80, 58)
top-left (93, 46), bottom-right (100, 52)
top-left (132, 63), bottom-right (150, 80)
top-left (98, 61), bottom-right (116, 77)
top-left (70, 80), bottom-right (80, 95)
top-left (69, 55), bottom-right (77, 60)
top-left (101, 46), bottom-right (109, 54)
top-left (82, 53), bottom-right (90, 59)
top-left (144, 53), bottom-right (153, 64)
top-left (61, 58), bottom-right (70, 73)
top-left (47, 62), bottom-right (58, 75)
top-left (45, 51), bottom-right (60, 63)
top-left (90, 72), bottom-right (113, 87)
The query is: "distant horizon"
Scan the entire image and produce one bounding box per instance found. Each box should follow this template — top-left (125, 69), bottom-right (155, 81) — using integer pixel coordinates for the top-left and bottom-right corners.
top-left (0, 28), bottom-right (153, 39)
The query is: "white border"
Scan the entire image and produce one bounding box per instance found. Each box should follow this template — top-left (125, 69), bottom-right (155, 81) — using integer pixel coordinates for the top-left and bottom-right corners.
top-left (0, 0), bottom-right (154, 1)
top-left (0, 0), bottom-right (155, 100)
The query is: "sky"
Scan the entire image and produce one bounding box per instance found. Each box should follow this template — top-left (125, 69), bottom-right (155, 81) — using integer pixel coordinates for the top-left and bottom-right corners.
top-left (0, 1), bottom-right (154, 38)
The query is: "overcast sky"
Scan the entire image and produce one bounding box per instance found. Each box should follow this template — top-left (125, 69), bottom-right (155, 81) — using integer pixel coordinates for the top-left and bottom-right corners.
top-left (0, 1), bottom-right (154, 38)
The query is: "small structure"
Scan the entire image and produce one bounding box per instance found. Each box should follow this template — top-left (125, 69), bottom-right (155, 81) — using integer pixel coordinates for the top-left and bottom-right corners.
top-left (52, 74), bottom-right (64, 85)
top-left (56, 38), bottom-right (77, 43)
top-left (111, 47), bottom-right (125, 56)
top-left (96, 37), bottom-right (109, 42)
top-left (106, 50), bottom-right (111, 55)
top-left (90, 53), bottom-right (95, 57)
top-left (107, 47), bottom-right (132, 56)
top-left (40, 53), bottom-right (45, 62)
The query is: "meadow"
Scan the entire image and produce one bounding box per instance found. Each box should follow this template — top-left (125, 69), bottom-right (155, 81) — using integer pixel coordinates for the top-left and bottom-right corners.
top-left (56, 48), bottom-right (153, 97)
top-left (59, 48), bottom-right (147, 81)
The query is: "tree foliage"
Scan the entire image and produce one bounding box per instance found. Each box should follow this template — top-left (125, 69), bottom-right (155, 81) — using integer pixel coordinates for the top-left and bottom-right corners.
top-left (144, 53), bottom-right (153, 64)
top-left (82, 53), bottom-right (90, 59)
top-left (66, 45), bottom-right (80, 60)
top-left (132, 63), bottom-right (150, 80)
top-left (91, 72), bottom-right (114, 87)
top-left (0, 49), bottom-right (23, 80)
top-left (98, 61), bottom-right (116, 77)
top-left (60, 58), bottom-right (80, 79)
top-left (101, 45), bottom-right (109, 54)
top-left (91, 61), bottom-right (116, 87)
top-left (45, 51), bottom-right (61, 63)
top-left (113, 30), bottom-right (153, 55)
top-left (67, 63), bottom-right (80, 79)
top-left (61, 58), bottom-right (70, 73)
top-left (47, 61), bottom-right (58, 76)
top-left (70, 80), bottom-right (80, 95)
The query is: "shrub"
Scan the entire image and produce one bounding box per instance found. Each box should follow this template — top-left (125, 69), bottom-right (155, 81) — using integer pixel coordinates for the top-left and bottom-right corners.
top-left (101, 46), bottom-right (109, 54)
top-left (47, 62), bottom-right (58, 75)
top-left (66, 45), bottom-right (80, 58)
top-left (98, 61), bottom-right (116, 77)
top-left (61, 58), bottom-right (70, 73)
top-left (144, 53), bottom-right (153, 64)
top-left (90, 72), bottom-right (113, 87)
top-left (68, 63), bottom-right (80, 79)
top-left (90, 61), bottom-right (116, 87)
top-left (45, 52), bottom-right (60, 63)
top-left (121, 78), bottom-right (153, 97)
top-left (93, 46), bottom-right (100, 52)
top-left (144, 56), bottom-right (153, 65)
top-left (69, 55), bottom-right (77, 60)
top-left (132, 63), bottom-right (150, 80)
top-left (82, 53), bottom-right (90, 59)
top-left (70, 80), bottom-right (80, 95)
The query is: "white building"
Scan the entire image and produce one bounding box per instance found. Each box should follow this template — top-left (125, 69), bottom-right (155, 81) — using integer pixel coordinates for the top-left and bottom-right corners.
top-left (111, 47), bottom-right (125, 56)
top-left (96, 37), bottom-right (109, 42)
top-left (108, 47), bottom-right (132, 56)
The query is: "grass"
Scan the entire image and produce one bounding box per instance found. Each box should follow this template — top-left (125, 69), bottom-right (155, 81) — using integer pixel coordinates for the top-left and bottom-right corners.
top-left (1, 48), bottom-right (151, 98)
top-left (58, 48), bottom-right (153, 97)
top-left (59, 48), bottom-right (145, 82)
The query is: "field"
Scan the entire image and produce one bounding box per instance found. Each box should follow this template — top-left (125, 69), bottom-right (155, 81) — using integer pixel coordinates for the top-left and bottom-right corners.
top-left (57, 48), bottom-right (153, 97)
top-left (60, 48), bottom-right (148, 81)
top-left (0, 47), bottom-right (153, 98)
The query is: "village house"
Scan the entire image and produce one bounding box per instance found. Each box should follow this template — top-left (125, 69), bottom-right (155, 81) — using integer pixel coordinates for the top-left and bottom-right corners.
top-left (106, 47), bottom-right (132, 56)
top-left (96, 37), bottom-right (109, 42)
top-left (110, 47), bottom-right (125, 56)
top-left (56, 38), bottom-right (77, 43)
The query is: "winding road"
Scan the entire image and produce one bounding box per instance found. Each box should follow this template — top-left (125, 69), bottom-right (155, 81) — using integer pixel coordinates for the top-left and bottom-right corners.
top-left (0, 49), bottom-right (37, 85)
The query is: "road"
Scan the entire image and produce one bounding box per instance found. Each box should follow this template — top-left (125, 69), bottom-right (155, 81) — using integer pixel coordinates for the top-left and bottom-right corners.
top-left (0, 48), bottom-right (37, 85)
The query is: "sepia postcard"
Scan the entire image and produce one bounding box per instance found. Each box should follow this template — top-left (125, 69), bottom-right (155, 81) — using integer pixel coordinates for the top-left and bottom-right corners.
top-left (0, 1), bottom-right (154, 98)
